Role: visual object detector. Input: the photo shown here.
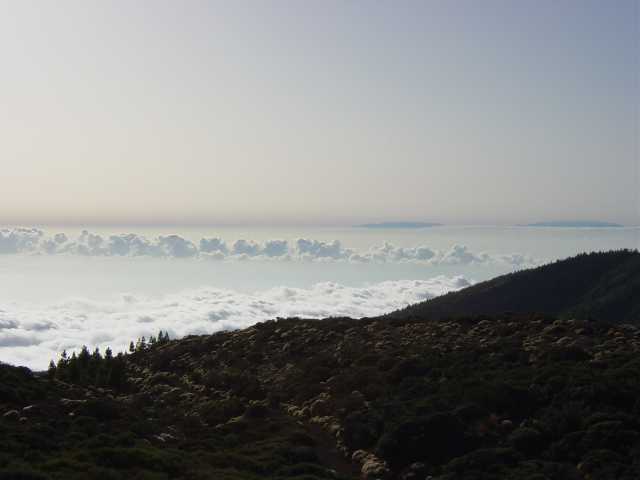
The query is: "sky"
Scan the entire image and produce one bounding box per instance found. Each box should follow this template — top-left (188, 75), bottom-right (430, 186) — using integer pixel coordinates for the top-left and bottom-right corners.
top-left (0, 0), bottom-right (638, 226)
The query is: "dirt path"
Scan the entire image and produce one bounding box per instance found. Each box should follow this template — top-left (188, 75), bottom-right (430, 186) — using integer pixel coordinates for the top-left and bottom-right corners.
top-left (304, 421), bottom-right (360, 479)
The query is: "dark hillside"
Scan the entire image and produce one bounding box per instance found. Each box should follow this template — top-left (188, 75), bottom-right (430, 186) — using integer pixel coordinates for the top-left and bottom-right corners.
top-left (3, 313), bottom-right (640, 479)
top-left (383, 250), bottom-right (640, 323)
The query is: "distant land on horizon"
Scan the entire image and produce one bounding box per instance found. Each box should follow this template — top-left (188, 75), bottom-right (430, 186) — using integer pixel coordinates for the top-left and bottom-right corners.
top-left (523, 220), bottom-right (624, 228)
top-left (355, 221), bottom-right (442, 229)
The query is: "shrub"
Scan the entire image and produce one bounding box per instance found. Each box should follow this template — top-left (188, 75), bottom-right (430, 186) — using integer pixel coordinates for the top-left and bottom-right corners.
top-left (0, 470), bottom-right (50, 480)
top-left (81, 399), bottom-right (121, 421)
top-left (342, 409), bottom-right (383, 451)
top-left (376, 413), bottom-right (467, 468)
top-left (388, 357), bottom-right (430, 384)
top-left (509, 427), bottom-right (546, 455)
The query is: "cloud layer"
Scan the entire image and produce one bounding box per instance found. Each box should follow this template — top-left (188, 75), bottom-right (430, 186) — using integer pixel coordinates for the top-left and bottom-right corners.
top-left (0, 276), bottom-right (470, 370)
top-left (0, 228), bottom-right (537, 267)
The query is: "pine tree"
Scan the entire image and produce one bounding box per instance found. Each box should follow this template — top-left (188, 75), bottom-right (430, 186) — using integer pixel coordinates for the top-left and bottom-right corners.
top-left (51, 344), bottom-right (128, 390)
top-left (129, 341), bottom-right (135, 353)
top-left (76, 346), bottom-right (91, 384)
top-left (56, 350), bottom-right (69, 381)
top-left (78, 345), bottom-right (90, 369)
top-left (88, 347), bottom-right (102, 385)
top-left (108, 353), bottom-right (127, 390)
top-left (157, 330), bottom-right (170, 343)
top-left (47, 360), bottom-right (57, 381)
top-left (69, 352), bottom-right (80, 383)
top-left (103, 347), bottom-right (114, 387)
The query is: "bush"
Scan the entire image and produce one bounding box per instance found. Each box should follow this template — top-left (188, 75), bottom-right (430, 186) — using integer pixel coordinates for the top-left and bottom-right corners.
top-left (90, 447), bottom-right (185, 475)
top-left (200, 398), bottom-right (244, 425)
top-left (0, 471), bottom-right (50, 480)
top-left (509, 427), bottom-right (546, 455)
top-left (342, 409), bottom-right (383, 451)
top-left (81, 399), bottom-right (121, 421)
top-left (443, 448), bottom-right (519, 474)
top-left (376, 413), bottom-right (468, 468)
top-left (388, 357), bottom-right (430, 384)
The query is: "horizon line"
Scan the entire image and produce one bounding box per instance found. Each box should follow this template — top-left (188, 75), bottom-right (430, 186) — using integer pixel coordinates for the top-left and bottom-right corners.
top-left (1, 220), bottom-right (636, 229)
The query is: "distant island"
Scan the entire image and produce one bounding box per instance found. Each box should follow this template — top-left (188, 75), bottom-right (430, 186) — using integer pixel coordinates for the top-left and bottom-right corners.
top-left (355, 221), bottom-right (442, 229)
top-left (524, 220), bottom-right (623, 228)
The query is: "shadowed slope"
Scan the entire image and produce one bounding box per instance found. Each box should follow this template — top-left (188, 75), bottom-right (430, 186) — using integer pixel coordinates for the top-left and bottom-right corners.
top-left (383, 250), bottom-right (640, 323)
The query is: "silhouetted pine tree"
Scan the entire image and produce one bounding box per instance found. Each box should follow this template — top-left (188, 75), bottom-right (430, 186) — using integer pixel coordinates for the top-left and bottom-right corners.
top-left (47, 360), bottom-right (56, 381)
top-left (68, 352), bottom-right (80, 383)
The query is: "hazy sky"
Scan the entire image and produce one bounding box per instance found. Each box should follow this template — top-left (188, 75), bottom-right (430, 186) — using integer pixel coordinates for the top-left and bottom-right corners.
top-left (1, 0), bottom-right (638, 226)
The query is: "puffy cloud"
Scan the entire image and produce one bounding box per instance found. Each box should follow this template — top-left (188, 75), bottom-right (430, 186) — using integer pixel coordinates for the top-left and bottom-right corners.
top-left (0, 317), bottom-right (19, 330)
top-left (107, 233), bottom-right (161, 257)
top-left (41, 233), bottom-right (70, 255)
top-left (54, 233), bottom-right (68, 244)
top-left (199, 237), bottom-right (228, 255)
top-left (0, 228), bottom-right (538, 267)
top-left (262, 239), bottom-right (289, 257)
top-left (0, 276), bottom-right (470, 370)
top-left (347, 242), bottom-right (537, 267)
top-left (295, 238), bottom-right (351, 260)
top-left (157, 235), bottom-right (198, 258)
top-left (0, 331), bottom-right (40, 347)
top-left (353, 243), bottom-right (437, 263)
top-left (0, 228), bottom-right (43, 254)
top-left (232, 239), bottom-right (261, 256)
top-left (439, 244), bottom-right (479, 265)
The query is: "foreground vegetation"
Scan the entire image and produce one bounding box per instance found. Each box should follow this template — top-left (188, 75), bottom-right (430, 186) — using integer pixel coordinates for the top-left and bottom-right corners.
top-left (2, 312), bottom-right (640, 479)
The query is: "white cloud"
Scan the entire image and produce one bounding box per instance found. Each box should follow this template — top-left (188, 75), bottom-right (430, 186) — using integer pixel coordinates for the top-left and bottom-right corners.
top-left (351, 242), bottom-right (437, 263)
top-left (295, 238), bottom-right (351, 259)
top-left (0, 228), bottom-right (44, 254)
top-left (199, 237), bottom-right (228, 255)
top-left (0, 330), bottom-right (40, 347)
top-left (231, 239), bottom-right (262, 256)
top-left (0, 228), bottom-right (538, 267)
top-left (439, 244), bottom-right (479, 265)
top-left (262, 239), bottom-right (289, 257)
top-left (0, 276), bottom-right (470, 370)
top-left (157, 235), bottom-right (198, 258)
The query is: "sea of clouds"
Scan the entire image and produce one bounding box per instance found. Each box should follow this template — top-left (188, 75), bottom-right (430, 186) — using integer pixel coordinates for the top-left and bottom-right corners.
top-left (0, 227), bottom-right (542, 369)
top-left (0, 227), bottom-right (537, 267)
top-left (0, 276), bottom-right (470, 370)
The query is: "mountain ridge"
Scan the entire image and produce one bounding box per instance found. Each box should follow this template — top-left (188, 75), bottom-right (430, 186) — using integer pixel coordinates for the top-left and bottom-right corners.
top-left (383, 249), bottom-right (640, 323)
